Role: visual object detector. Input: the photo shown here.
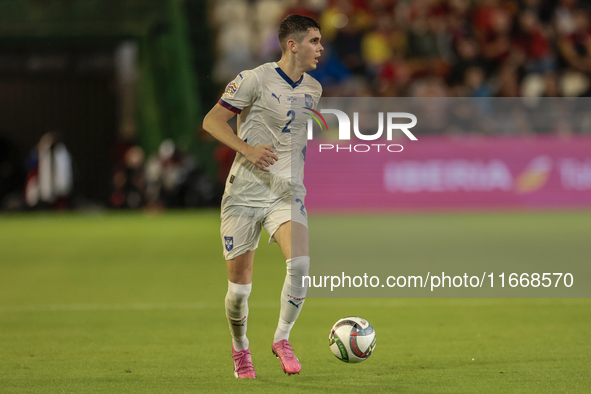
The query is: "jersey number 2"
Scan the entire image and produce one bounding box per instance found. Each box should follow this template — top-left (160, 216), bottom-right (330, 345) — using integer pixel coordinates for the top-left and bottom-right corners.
top-left (281, 110), bottom-right (295, 133)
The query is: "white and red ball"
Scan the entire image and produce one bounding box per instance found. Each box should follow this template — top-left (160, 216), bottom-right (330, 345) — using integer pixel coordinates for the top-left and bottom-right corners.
top-left (329, 316), bottom-right (376, 363)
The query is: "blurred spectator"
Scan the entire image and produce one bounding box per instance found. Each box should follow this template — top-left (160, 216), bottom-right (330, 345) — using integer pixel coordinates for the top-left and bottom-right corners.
top-left (448, 38), bottom-right (485, 91)
top-left (333, 11), bottom-right (367, 75)
top-left (111, 145), bottom-right (146, 209)
top-left (362, 14), bottom-right (398, 72)
top-left (376, 50), bottom-right (412, 96)
top-left (557, 8), bottom-right (591, 73)
top-left (464, 66), bottom-right (492, 97)
top-left (146, 140), bottom-right (185, 208)
top-left (24, 132), bottom-right (73, 209)
top-left (145, 139), bottom-right (215, 208)
top-left (555, 0), bottom-right (579, 37)
top-left (513, 9), bottom-right (554, 74)
top-left (473, 0), bottom-right (513, 76)
top-left (405, 4), bottom-right (452, 77)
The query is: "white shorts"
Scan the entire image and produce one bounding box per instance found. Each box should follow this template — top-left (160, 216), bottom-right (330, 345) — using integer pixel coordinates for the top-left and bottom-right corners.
top-left (220, 198), bottom-right (308, 260)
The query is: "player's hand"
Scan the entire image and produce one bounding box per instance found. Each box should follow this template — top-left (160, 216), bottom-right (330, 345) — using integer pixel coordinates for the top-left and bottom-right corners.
top-left (243, 145), bottom-right (279, 172)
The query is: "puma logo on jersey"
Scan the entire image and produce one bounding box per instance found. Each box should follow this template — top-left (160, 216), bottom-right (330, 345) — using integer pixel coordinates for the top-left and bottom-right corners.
top-left (272, 93), bottom-right (281, 104)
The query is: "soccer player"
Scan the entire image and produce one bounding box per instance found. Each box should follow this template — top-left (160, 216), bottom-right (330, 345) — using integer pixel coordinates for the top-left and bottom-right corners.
top-left (202, 15), bottom-right (323, 378)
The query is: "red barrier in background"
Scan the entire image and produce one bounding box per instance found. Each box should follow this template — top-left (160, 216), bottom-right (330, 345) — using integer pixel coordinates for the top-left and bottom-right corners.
top-left (304, 136), bottom-right (591, 211)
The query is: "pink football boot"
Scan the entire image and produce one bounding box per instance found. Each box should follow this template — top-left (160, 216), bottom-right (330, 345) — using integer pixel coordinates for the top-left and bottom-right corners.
top-left (232, 344), bottom-right (256, 378)
top-left (272, 340), bottom-right (301, 375)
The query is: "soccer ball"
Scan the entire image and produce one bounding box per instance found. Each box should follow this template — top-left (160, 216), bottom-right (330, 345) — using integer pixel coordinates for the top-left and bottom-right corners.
top-left (329, 316), bottom-right (376, 363)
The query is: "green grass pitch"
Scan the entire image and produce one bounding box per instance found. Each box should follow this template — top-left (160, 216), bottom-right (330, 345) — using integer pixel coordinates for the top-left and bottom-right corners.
top-left (0, 210), bottom-right (590, 393)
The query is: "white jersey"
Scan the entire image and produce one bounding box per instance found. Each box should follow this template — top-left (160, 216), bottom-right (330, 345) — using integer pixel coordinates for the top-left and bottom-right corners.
top-left (219, 62), bottom-right (322, 207)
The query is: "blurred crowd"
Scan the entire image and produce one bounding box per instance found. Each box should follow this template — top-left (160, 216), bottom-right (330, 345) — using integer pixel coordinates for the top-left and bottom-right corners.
top-left (109, 139), bottom-right (217, 210)
top-left (1, 133), bottom-right (73, 211)
top-left (6, 0), bottom-right (591, 211)
top-left (211, 0), bottom-right (591, 98)
top-left (0, 135), bottom-right (217, 211)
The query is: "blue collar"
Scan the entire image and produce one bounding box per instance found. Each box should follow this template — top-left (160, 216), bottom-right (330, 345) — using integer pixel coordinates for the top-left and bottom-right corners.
top-left (275, 66), bottom-right (304, 88)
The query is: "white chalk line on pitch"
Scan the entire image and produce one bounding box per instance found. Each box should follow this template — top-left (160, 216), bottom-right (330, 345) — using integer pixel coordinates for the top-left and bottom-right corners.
top-left (0, 298), bottom-right (587, 313)
top-left (0, 301), bottom-right (284, 313)
top-left (0, 302), bottom-right (244, 313)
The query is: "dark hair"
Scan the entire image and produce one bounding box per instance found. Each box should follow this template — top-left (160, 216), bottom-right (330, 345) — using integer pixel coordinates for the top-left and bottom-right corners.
top-left (278, 15), bottom-right (321, 51)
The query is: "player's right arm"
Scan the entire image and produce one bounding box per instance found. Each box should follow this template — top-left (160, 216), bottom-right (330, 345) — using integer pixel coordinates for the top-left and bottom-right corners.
top-left (203, 71), bottom-right (279, 172)
top-left (203, 105), bottom-right (278, 172)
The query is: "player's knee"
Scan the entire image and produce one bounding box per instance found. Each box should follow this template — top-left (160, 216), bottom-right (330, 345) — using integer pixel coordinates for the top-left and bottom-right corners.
top-left (226, 281), bottom-right (251, 308)
top-left (287, 256), bottom-right (310, 278)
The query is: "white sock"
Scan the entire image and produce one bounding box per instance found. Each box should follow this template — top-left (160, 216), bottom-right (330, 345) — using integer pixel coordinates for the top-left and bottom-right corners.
top-left (274, 256), bottom-right (310, 343)
top-left (225, 280), bottom-right (251, 351)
